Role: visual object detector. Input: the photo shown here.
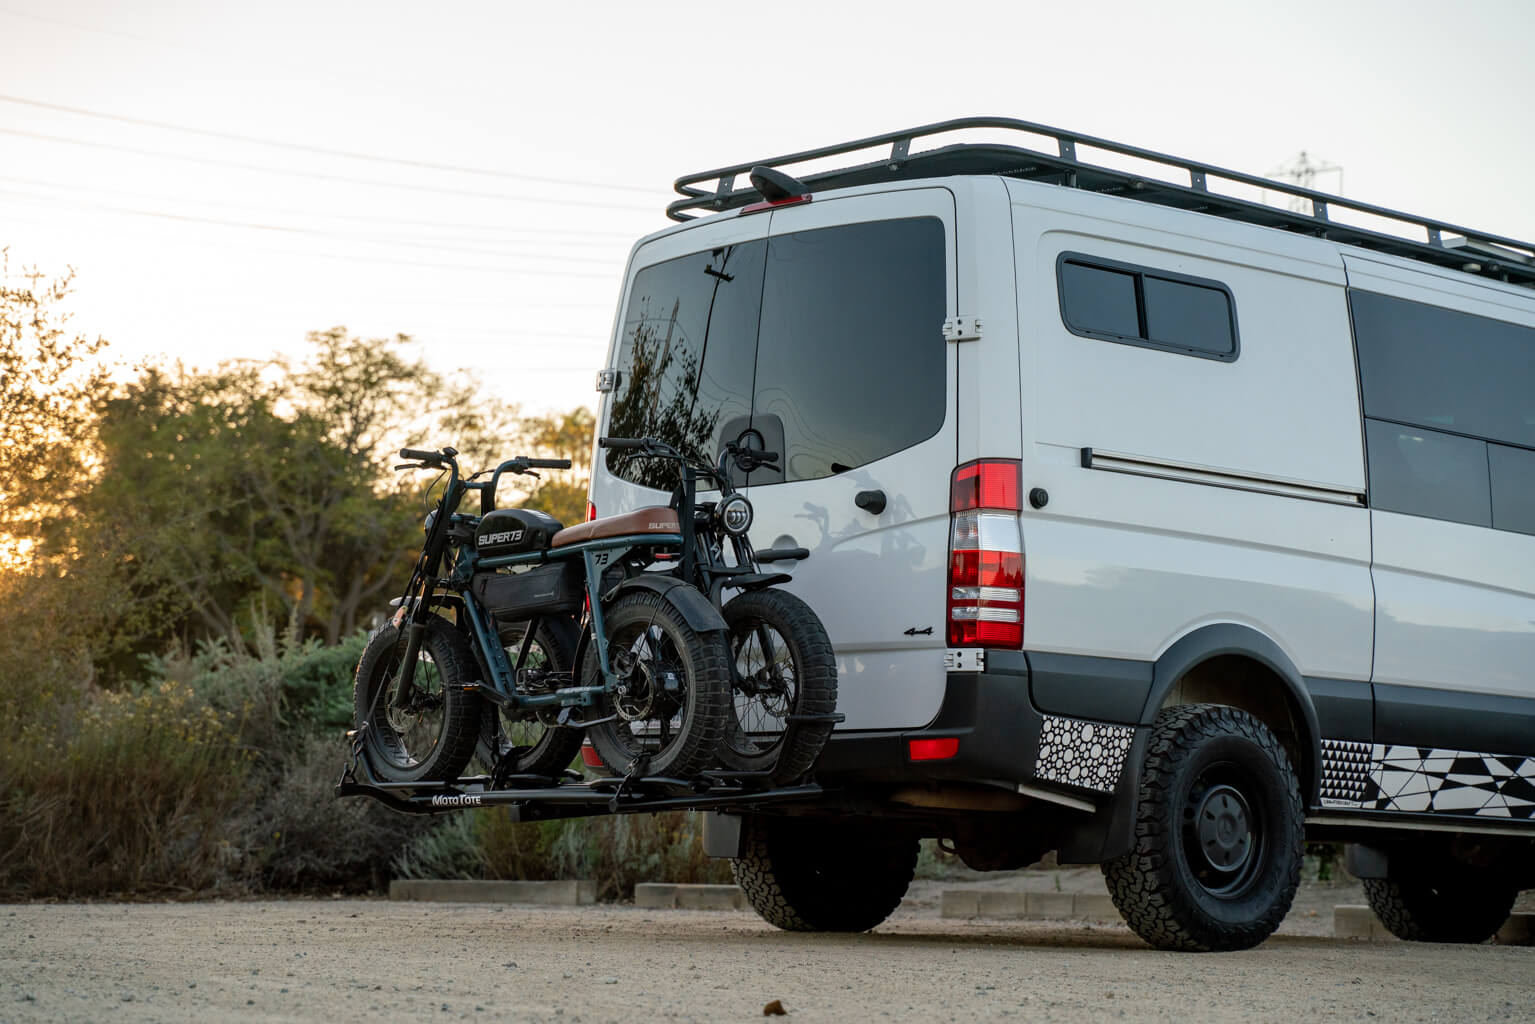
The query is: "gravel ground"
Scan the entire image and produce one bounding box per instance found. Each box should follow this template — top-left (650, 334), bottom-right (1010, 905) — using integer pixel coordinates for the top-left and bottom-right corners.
top-left (5, 877), bottom-right (1533, 1024)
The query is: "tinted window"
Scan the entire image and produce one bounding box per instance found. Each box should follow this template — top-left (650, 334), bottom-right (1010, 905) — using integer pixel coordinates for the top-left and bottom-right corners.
top-left (1489, 443), bottom-right (1535, 536)
top-left (1060, 261), bottom-right (1139, 338)
top-left (606, 241), bottom-right (765, 489)
top-left (1365, 419), bottom-right (1491, 528)
top-left (1352, 290), bottom-right (1535, 449)
top-left (1058, 254), bottom-right (1237, 360)
top-left (752, 217), bottom-right (947, 483)
top-left (1143, 277), bottom-right (1236, 355)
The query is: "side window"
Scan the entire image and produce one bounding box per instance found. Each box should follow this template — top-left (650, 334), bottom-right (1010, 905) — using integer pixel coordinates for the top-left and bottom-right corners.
top-left (605, 241), bottom-right (766, 489)
top-left (1364, 420), bottom-right (1491, 528)
top-left (1057, 253), bottom-right (1238, 360)
top-left (752, 217), bottom-right (947, 483)
top-left (1490, 443), bottom-right (1535, 536)
top-left (1352, 289), bottom-right (1535, 533)
top-left (1352, 290), bottom-right (1535, 449)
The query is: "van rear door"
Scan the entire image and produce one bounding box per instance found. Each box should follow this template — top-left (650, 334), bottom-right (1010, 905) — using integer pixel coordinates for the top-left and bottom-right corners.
top-left (740, 188), bottom-right (958, 731)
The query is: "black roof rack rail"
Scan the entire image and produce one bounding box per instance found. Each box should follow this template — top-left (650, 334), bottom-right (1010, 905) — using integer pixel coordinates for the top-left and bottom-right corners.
top-left (669, 116), bottom-right (1535, 289)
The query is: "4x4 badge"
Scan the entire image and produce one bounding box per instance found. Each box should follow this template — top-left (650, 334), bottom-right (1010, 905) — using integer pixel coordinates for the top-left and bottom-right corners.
top-left (904, 626), bottom-right (933, 636)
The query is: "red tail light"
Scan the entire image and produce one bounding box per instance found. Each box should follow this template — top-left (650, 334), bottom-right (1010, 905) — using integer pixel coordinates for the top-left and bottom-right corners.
top-left (947, 459), bottom-right (1024, 649)
top-left (586, 501), bottom-right (597, 522)
top-left (908, 737), bottom-right (960, 761)
top-left (580, 741), bottom-right (603, 769)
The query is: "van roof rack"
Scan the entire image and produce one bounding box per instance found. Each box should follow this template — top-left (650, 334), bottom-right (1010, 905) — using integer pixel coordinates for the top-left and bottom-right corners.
top-left (669, 116), bottom-right (1535, 289)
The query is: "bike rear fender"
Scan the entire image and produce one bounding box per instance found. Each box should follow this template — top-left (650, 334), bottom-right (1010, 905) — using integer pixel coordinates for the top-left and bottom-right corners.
top-left (606, 575), bottom-right (728, 635)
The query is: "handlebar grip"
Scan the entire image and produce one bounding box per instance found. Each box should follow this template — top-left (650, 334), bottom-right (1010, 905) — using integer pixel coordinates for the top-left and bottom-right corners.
top-left (599, 436), bottom-right (647, 450)
top-left (526, 458), bottom-right (572, 469)
top-left (400, 448), bottom-right (441, 462)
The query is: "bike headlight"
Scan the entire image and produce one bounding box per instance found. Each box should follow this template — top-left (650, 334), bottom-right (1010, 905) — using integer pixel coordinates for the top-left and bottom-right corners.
top-left (718, 494), bottom-right (753, 537)
top-left (423, 509), bottom-right (438, 534)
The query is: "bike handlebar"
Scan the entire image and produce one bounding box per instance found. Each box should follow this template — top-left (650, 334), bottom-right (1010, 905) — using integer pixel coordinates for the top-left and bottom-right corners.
top-left (598, 436), bottom-right (649, 451)
top-left (399, 447), bottom-right (444, 464)
top-left (524, 458), bottom-right (572, 469)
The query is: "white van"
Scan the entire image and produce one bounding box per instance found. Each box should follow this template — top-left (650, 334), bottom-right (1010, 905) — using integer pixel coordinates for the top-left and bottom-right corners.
top-left (587, 118), bottom-right (1535, 951)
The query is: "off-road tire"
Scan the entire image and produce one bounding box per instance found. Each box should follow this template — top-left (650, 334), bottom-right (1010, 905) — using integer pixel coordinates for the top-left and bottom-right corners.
top-left (353, 616), bottom-right (482, 783)
top-left (719, 589), bottom-right (838, 782)
top-left (585, 591), bottom-right (730, 778)
top-left (1362, 873), bottom-right (1516, 944)
top-left (1102, 703), bottom-right (1304, 952)
top-left (476, 618), bottom-right (584, 778)
top-left (731, 815), bottom-right (918, 932)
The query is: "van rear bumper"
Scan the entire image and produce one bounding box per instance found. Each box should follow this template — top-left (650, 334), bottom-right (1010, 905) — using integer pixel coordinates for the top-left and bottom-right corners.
top-left (815, 650), bottom-right (1139, 795)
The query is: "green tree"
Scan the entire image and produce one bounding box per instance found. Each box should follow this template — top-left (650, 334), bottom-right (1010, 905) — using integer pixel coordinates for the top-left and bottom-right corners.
top-left (516, 406), bottom-right (594, 525)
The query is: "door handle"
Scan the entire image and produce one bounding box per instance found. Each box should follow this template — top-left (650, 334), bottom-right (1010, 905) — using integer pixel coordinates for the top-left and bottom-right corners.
top-left (855, 490), bottom-right (886, 515)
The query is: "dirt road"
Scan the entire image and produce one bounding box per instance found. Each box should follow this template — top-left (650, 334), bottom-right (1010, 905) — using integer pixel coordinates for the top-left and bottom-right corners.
top-left (4, 891), bottom-right (1532, 1023)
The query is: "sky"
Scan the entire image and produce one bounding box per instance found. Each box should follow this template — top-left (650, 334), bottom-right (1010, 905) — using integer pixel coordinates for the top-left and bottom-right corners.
top-left (2, 0), bottom-right (1533, 418)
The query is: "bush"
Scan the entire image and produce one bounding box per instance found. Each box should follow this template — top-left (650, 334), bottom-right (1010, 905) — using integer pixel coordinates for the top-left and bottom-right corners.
top-left (394, 810), bottom-right (732, 901)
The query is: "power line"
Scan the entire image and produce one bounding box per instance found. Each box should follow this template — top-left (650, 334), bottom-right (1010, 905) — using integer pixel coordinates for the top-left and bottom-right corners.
top-left (0, 209), bottom-right (618, 279)
top-left (0, 173), bottom-right (641, 239)
top-left (0, 93), bottom-right (656, 194)
top-left (0, 187), bottom-right (626, 265)
top-left (0, 127), bottom-right (658, 212)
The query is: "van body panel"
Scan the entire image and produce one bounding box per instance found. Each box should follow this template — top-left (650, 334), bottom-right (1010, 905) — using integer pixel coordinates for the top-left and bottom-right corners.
top-left (1006, 187), bottom-right (1375, 697)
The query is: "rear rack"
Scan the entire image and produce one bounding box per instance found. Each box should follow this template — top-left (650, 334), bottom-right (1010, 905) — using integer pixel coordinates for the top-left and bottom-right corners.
top-left (669, 116), bottom-right (1535, 289)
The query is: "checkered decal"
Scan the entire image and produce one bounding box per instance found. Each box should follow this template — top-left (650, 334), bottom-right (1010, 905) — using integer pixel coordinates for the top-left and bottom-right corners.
top-left (1320, 740), bottom-right (1535, 820)
top-left (1319, 739), bottom-right (1372, 806)
top-left (1035, 715), bottom-right (1135, 794)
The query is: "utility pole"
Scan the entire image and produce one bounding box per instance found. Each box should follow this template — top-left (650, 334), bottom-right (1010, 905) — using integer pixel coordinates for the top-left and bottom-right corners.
top-left (1266, 151), bottom-right (1344, 213)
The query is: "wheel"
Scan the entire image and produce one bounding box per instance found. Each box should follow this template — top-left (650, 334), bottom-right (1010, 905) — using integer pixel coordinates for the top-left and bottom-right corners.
top-left (731, 815), bottom-right (918, 932)
top-left (1362, 871), bottom-right (1516, 943)
top-left (352, 616), bottom-right (482, 783)
top-left (473, 618), bottom-right (583, 778)
top-left (718, 589), bottom-right (838, 782)
top-left (585, 591), bottom-right (730, 778)
top-left (1101, 703), bottom-right (1303, 952)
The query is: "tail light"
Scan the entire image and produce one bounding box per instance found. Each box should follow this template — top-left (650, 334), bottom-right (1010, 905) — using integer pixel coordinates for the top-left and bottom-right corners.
top-left (580, 740), bottom-right (603, 769)
top-left (586, 501), bottom-right (597, 522)
top-left (947, 459), bottom-right (1024, 648)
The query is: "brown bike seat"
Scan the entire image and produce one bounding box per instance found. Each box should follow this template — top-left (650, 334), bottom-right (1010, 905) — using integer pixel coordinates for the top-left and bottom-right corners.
top-left (549, 506), bottom-right (680, 548)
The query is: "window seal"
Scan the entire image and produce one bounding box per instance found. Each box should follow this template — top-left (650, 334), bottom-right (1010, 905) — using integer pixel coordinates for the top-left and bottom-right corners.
top-left (1055, 251), bottom-right (1240, 363)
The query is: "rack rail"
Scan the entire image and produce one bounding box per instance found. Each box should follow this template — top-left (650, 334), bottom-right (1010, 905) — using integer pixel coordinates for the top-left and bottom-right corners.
top-left (669, 116), bottom-right (1534, 289)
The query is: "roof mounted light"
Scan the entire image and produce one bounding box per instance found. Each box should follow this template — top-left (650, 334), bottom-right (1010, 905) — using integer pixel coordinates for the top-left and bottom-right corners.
top-left (738, 165), bottom-right (813, 216)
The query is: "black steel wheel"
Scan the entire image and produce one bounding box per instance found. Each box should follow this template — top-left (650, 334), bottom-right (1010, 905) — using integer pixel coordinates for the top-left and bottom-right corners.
top-left (474, 618), bottom-right (584, 778)
top-left (585, 591), bottom-right (730, 778)
top-left (719, 589), bottom-right (838, 782)
top-left (1102, 703), bottom-right (1303, 952)
top-left (352, 616), bottom-right (482, 783)
top-left (732, 815), bottom-right (917, 932)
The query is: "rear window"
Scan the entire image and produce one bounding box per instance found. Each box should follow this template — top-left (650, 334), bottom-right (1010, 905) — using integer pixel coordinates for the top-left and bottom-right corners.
top-left (606, 216), bottom-right (946, 489)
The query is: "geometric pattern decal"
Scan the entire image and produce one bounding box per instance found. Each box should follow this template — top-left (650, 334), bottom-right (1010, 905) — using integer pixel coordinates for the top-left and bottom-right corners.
top-left (1319, 739), bottom-right (1535, 820)
top-left (1035, 715), bottom-right (1135, 794)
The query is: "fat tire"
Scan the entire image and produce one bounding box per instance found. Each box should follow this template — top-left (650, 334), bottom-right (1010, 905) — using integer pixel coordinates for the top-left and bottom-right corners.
top-left (731, 815), bottom-right (917, 932)
top-left (353, 616), bottom-right (482, 783)
top-left (477, 618), bottom-right (584, 778)
top-left (1362, 874), bottom-right (1516, 944)
top-left (719, 589), bottom-right (838, 782)
top-left (1102, 703), bottom-right (1304, 952)
top-left (585, 591), bottom-right (730, 778)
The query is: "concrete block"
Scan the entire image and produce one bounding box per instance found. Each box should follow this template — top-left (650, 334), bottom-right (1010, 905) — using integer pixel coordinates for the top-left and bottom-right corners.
top-left (1333, 904), bottom-right (1390, 940)
top-left (388, 879), bottom-right (596, 905)
top-left (1496, 913), bottom-right (1534, 946)
top-left (939, 890), bottom-right (979, 918)
top-left (1073, 893), bottom-right (1121, 922)
top-left (975, 891), bottom-right (1029, 919)
top-left (634, 883), bottom-right (677, 909)
top-left (1025, 891), bottom-right (1077, 920)
top-left (675, 884), bottom-right (744, 910)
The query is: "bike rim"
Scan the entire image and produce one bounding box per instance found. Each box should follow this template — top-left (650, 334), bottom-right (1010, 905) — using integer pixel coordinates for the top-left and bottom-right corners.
top-left (501, 637), bottom-right (557, 755)
top-left (728, 619), bottom-right (797, 756)
top-left (608, 621), bottom-right (690, 758)
top-left (369, 650), bottom-right (447, 769)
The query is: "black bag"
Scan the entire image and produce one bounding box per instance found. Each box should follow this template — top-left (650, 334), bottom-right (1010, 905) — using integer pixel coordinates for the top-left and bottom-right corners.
top-left (471, 562), bottom-right (582, 621)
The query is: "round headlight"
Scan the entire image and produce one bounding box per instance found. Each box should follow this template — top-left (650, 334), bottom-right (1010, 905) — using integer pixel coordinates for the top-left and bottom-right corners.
top-left (718, 494), bottom-right (753, 537)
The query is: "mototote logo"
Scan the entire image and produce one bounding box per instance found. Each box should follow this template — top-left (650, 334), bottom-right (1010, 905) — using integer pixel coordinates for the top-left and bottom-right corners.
top-left (430, 793), bottom-right (484, 807)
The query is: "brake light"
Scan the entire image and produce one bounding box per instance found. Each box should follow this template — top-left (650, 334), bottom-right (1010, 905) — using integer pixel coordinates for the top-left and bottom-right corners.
top-left (947, 459), bottom-right (1024, 649)
top-left (586, 501), bottom-right (597, 522)
top-left (738, 194), bottom-right (813, 216)
top-left (580, 741), bottom-right (603, 769)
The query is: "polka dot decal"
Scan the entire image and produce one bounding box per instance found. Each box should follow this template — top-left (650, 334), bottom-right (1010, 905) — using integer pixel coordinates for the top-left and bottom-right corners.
top-left (1035, 715), bottom-right (1135, 794)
